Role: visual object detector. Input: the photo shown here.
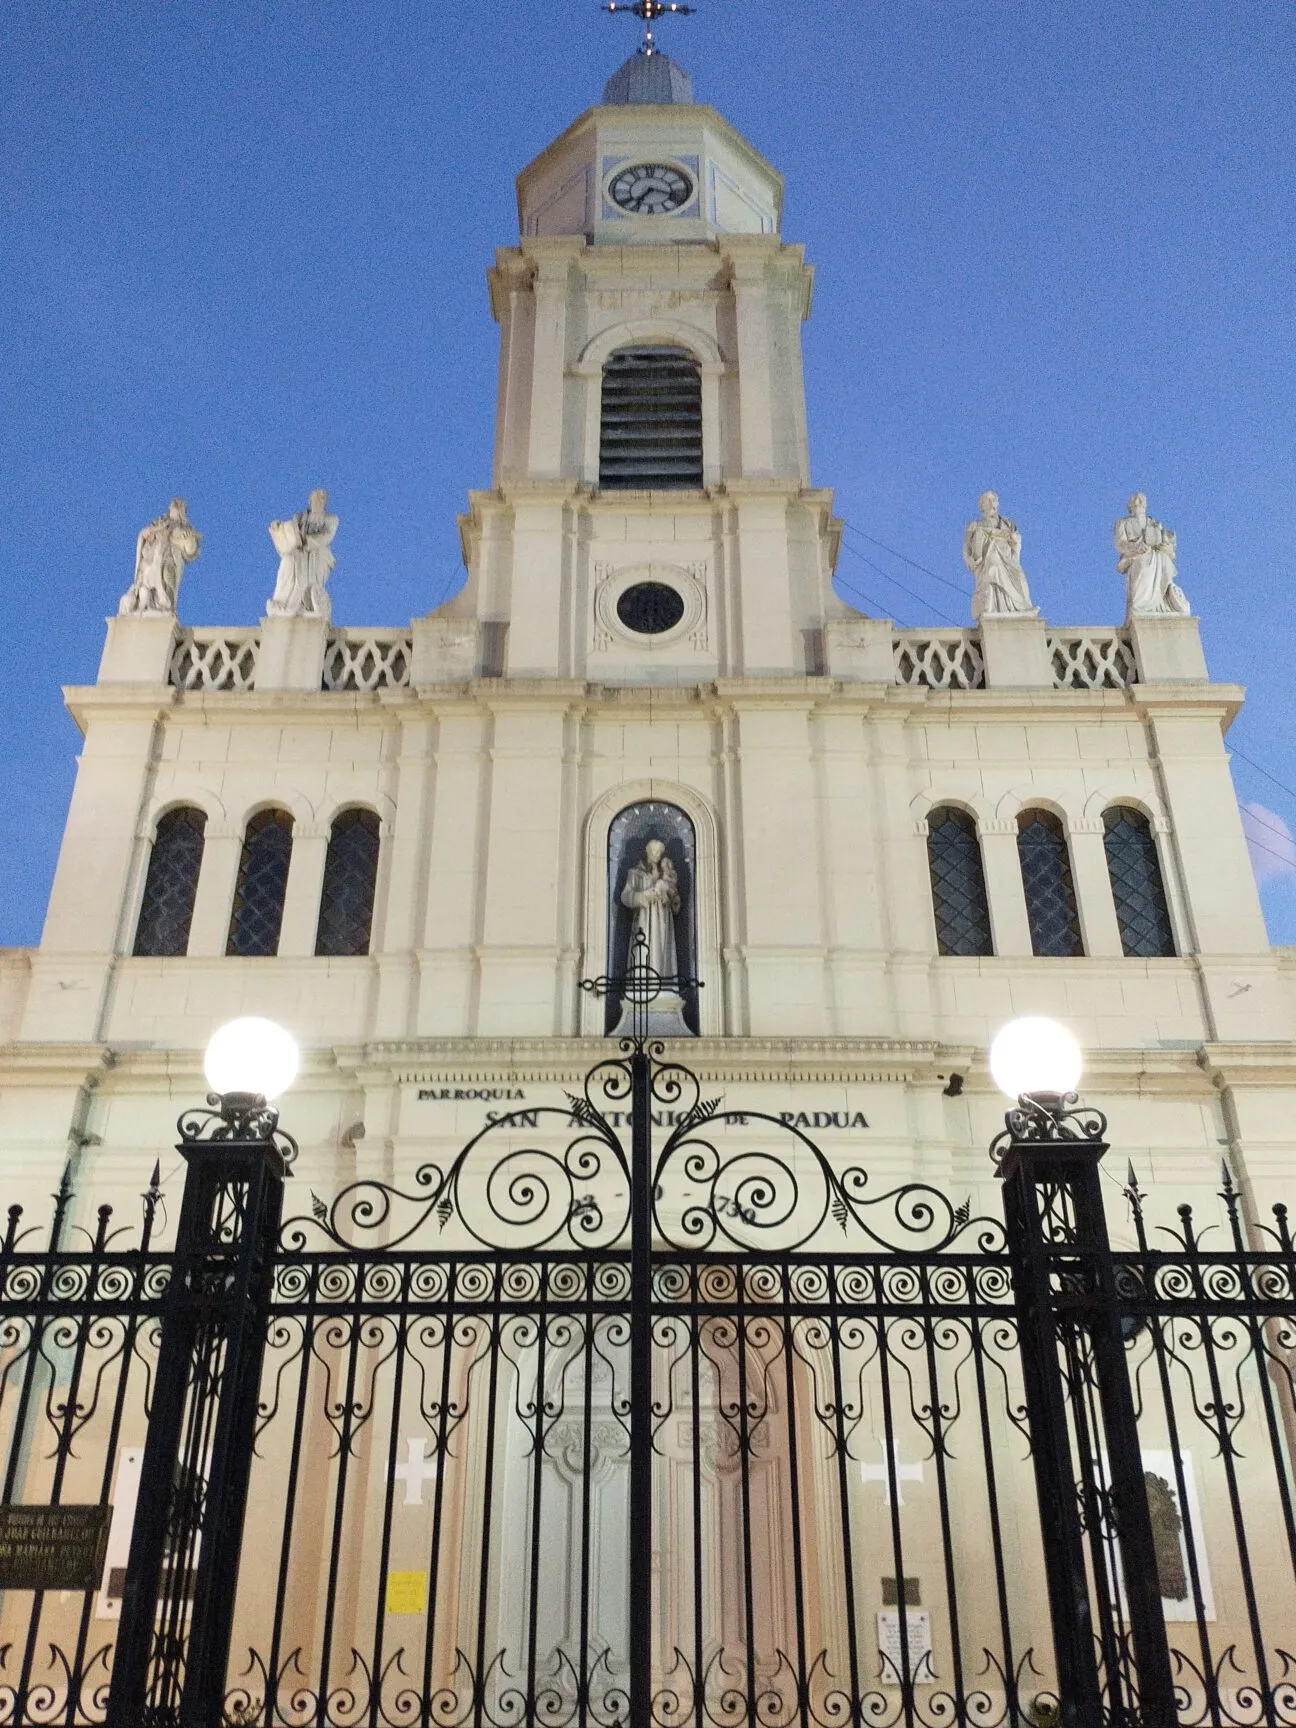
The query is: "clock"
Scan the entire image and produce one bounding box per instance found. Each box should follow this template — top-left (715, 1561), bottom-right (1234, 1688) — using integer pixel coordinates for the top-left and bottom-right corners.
top-left (608, 162), bottom-right (694, 216)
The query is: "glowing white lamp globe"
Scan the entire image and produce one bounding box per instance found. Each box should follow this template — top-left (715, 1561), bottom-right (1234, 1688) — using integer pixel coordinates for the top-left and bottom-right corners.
top-left (204, 1018), bottom-right (299, 1101)
top-left (989, 1016), bottom-right (1083, 1101)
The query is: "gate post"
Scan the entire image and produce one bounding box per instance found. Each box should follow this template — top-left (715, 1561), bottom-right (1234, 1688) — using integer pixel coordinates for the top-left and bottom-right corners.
top-left (997, 1094), bottom-right (1177, 1728)
top-left (106, 1093), bottom-right (290, 1728)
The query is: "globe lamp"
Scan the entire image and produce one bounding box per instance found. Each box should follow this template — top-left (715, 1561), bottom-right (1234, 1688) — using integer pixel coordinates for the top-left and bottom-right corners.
top-left (989, 1016), bottom-right (1082, 1103)
top-left (204, 1018), bottom-right (300, 1103)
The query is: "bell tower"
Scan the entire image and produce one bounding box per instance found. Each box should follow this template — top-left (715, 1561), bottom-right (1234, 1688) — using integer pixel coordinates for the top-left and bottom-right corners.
top-left (449, 39), bottom-right (844, 681)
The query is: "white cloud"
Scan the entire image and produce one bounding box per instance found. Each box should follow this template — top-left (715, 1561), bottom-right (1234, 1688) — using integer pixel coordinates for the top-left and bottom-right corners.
top-left (1242, 802), bottom-right (1296, 886)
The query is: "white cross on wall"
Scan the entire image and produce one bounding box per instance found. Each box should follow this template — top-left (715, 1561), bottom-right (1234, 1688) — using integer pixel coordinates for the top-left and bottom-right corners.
top-left (861, 1444), bottom-right (924, 1506)
top-left (394, 1437), bottom-right (439, 1506)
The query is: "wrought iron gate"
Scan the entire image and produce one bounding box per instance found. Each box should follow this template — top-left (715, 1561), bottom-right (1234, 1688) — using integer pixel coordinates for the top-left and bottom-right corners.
top-left (1, 1041), bottom-right (1295, 1726)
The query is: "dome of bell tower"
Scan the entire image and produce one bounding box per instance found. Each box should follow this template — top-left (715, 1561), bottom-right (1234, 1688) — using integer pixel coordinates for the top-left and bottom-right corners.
top-left (602, 49), bottom-right (695, 105)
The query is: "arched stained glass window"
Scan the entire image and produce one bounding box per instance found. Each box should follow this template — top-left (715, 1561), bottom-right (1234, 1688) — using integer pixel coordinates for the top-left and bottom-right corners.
top-left (315, 809), bottom-right (381, 957)
top-left (599, 346), bottom-right (703, 490)
top-left (1017, 809), bottom-right (1084, 957)
top-left (133, 807), bottom-right (207, 957)
top-left (1104, 807), bottom-right (1175, 957)
top-left (926, 807), bottom-right (993, 956)
top-left (226, 809), bottom-right (294, 957)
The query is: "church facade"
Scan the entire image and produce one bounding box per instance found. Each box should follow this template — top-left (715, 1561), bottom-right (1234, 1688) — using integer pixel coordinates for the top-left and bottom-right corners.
top-left (3, 51), bottom-right (1289, 1218)
top-left (1, 46), bottom-right (1294, 1722)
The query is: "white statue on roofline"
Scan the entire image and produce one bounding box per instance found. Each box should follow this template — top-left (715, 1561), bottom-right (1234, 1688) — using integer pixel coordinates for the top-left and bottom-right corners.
top-left (119, 498), bottom-right (201, 616)
top-left (267, 489), bottom-right (337, 621)
top-left (963, 491), bottom-right (1036, 621)
top-left (1115, 493), bottom-right (1189, 617)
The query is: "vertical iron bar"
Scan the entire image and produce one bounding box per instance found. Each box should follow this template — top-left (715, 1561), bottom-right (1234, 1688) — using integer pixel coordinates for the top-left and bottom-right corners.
top-left (628, 1043), bottom-right (654, 1728)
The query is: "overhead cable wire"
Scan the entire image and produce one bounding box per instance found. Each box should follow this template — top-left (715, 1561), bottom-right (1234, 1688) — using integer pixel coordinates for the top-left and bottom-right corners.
top-left (1236, 801), bottom-right (1296, 846)
top-left (840, 519), bottom-right (973, 598)
top-left (1243, 830), bottom-right (1296, 870)
top-left (1230, 745), bottom-right (1296, 812)
top-left (837, 539), bottom-right (962, 627)
top-left (833, 573), bottom-right (908, 627)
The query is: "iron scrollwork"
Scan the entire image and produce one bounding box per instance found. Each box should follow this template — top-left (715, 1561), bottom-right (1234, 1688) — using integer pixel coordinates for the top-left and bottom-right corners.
top-left (177, 1092), bottom-right (299, 1165)
top-left (284, 1041), bottom-right (1001, 1255)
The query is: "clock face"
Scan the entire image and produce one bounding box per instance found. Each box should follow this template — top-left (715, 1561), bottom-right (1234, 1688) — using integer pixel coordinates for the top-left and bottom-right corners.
top-left (608, 162), bottom-right (694, 216)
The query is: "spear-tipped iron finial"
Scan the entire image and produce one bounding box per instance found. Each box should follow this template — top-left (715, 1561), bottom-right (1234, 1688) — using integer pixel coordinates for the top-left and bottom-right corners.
top-left (604, 0), bottom-right (694, 56)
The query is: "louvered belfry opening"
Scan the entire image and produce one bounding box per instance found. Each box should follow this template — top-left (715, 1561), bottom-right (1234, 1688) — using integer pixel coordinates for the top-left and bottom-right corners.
top-left (599, 345), bottom-right (703, 489)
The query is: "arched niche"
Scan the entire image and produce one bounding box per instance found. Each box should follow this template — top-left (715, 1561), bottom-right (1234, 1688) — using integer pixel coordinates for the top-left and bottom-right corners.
top-left (605, 801), bottom-right (699, 1036)
top-left (581, 784), bottom-right (721, 1037)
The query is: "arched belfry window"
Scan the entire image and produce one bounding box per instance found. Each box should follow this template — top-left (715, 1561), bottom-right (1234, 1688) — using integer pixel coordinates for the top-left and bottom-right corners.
top-left (1017, 809), bottom-right (1084, 957)
top-left (926, 807), bottom-right (993, 956)
top-left (599, 346), bottom-right (703, 490)
top-left (226, 809), bottom-right (294, 957)
top-left (133, 807), bottom-right (207, 957)
top-left (1104, 807), bottom-right (1175, 957)
top-left (315, 808), bottom-right (381, 957)
top-left (606, 801), bottom-right (698, 1035)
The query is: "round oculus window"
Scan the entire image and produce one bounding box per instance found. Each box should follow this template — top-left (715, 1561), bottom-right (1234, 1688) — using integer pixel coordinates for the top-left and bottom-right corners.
top-left (616, 581), bottom-right (686, 636)
top-left (608, 162), bottom-right (694, 215)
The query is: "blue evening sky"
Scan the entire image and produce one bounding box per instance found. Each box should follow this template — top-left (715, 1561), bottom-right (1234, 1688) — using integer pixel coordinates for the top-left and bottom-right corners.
top-left (3, 0), bottom-right (1295, 944)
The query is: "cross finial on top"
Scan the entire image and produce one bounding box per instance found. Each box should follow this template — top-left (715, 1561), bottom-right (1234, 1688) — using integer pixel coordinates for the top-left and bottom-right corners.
top-left (604, 0), bottom-right (694, 57)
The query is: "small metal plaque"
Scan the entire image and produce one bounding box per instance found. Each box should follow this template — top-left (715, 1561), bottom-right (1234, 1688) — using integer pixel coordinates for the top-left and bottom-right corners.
top-left (0, 1505), bottom-right (111, 1591)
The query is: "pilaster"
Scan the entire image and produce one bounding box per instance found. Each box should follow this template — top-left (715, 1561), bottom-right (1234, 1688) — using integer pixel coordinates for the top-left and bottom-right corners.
top-left (417, 712), bottom-right (492, 1036)
top-left (724, 239), bottom-right (778, 478)
top-left (731, 698), bottom-right (828, 1034)
top-left (1142, 703), bottom-right (1270, 957)
top-left (373, 720), bottom-right (433, 1036)
top-left (521, 239), bottom-right (585, 480)
top-left (815, 708), bottom-right (888, 1029)
top-left (729, 485), bottom-right (796, 676)
top-left (476, 703), bottom-right (572, 1033)
top-left (503, 494), bottom-right (572, 676)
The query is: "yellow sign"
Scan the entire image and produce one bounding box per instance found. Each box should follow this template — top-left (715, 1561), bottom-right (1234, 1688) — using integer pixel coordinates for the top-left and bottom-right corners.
top-left (386, 1570), bottom-right (428, 1616)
